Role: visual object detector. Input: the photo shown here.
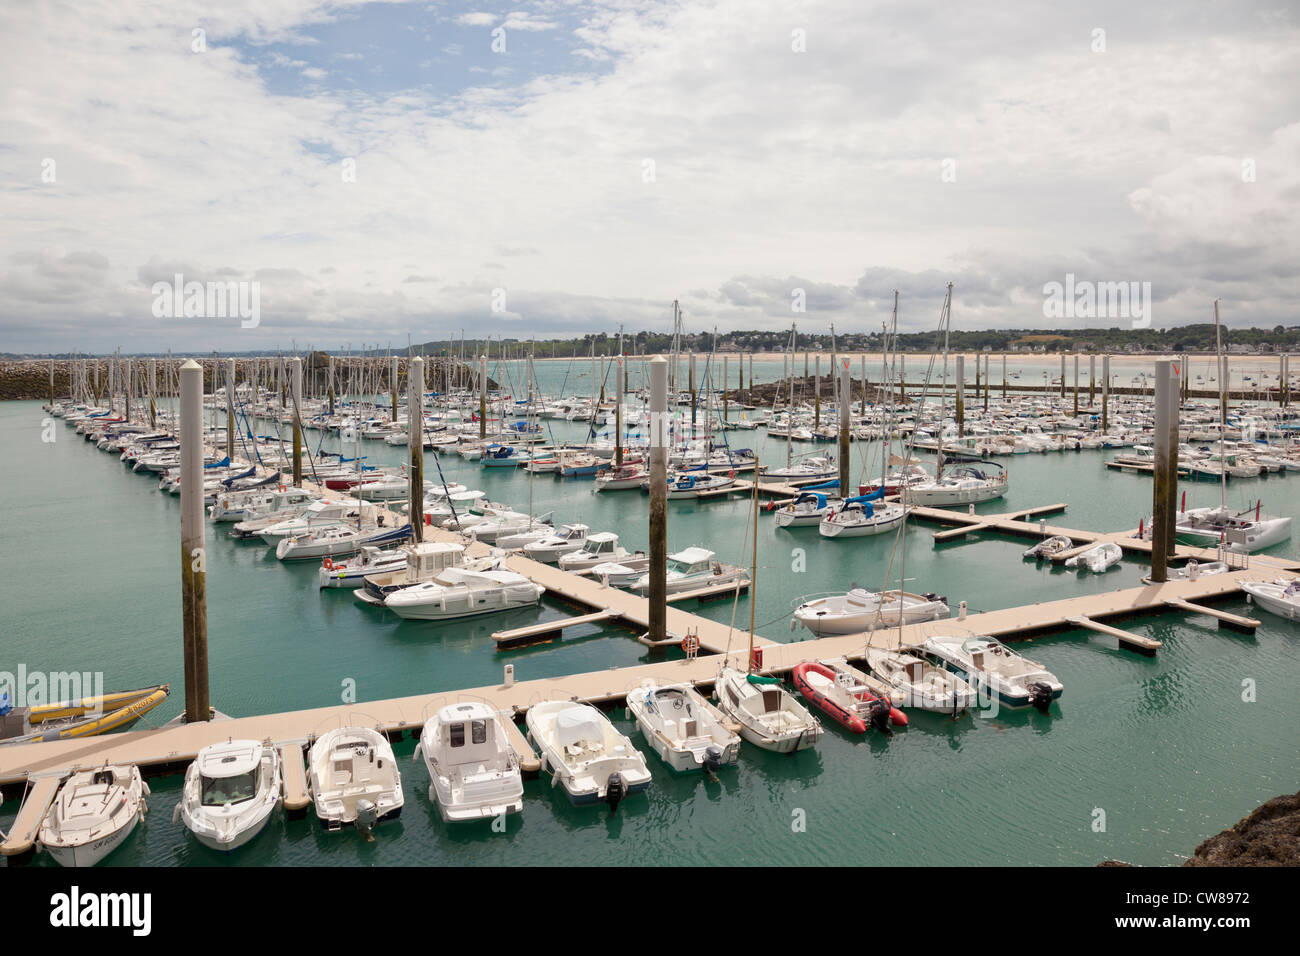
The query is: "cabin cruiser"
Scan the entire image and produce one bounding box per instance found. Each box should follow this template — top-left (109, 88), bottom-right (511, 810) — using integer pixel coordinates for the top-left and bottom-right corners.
top-left (921, 636), bottom-right (1062, 711)
top-left (318, 545), bottom-right (408, 589)
top-left (793, 588), bottom-right (950, 635)
top-left (356, 541), bottom-right (500, 605)
top-left (630, 547), bottom-right (749, 595)
top-left (714, 667), bottom-right (822, 753)
top-left (307, 727), bottom-right (404, 833)
top-left (525, 701), bottom-right (651, 809)
top-left (414, 702), bottom-right (524, 821)
top-left (521, 524), bottom-right (590, 563)
top-left (38, 765), bottom-right (149, 867)
top-left (384, 566), bottom-right (545, 621)
top-left (557, 532), bottom-right (638, 572)
top-left (626, 682), bottom-right (740, 773)
top-left (863, 647), bottom-right (976, 715)
top-left (174, 739), bottom-right (282, 851)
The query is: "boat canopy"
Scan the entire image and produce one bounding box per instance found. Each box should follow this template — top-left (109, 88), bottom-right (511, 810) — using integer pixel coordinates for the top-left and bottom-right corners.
top-left (554, 707), bottom-right (601, 748)
top-left (794, 492), bottom-right (828, 507)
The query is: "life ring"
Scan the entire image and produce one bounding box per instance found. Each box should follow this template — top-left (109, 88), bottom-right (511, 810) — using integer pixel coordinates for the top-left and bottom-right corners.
top-left (323, 557), bottom-right (333, 570)
top-left (278, 484), bottom-right (286, 493)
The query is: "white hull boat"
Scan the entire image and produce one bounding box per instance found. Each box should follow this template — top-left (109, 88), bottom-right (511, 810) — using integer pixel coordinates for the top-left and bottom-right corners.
top-left (308, 727), bottom-right (404, 832)
top-left (819, 500), bottom-right (907, 538)
top-left (415, 702), bottom-right (524, 822)
top-left (1023, 535), bottom-right (1073, 560)
top-left (525, 701), bottom-right (651, 809)
top-left (863, 647), bottom-right (976, 715)
top-left (384, 567), bottom-right (544, 621)
top-left (174, 740), bottom-right (282, 852)
top-left (1064, 542), bottom-right (1122, 573)
top-left (713, 667), bottom-right (822, 753)
top-left (1241, 578), bottom-right (1300, 621)
top-left (922, 635), bottom-right (1062, 711)
top-left (626, 682), bottom-right (740, 773)
top-left (631, 547), bottom-right (749, 595)
top-left (38, 765), bottom-right (149, 867)
top-left (793, 588), bottom-right (950, 635)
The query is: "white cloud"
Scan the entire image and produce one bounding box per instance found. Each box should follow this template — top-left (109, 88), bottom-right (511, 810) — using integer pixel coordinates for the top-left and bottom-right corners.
top-left (455, 12), bottom-right (497, 27)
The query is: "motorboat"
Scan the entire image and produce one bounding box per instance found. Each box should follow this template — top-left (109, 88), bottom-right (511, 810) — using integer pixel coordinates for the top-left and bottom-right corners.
top-left (173, 739), bottom-right (282, 851)
top-left (318, 545), bottom-right (408, 589)
top-left (38, 765), bottom-right (149, 867)
top-left (356, 541), bottom-right (500, 605)
top-left (1140, 559), bottom-right (1230, 584)
top-left (713, 666), bottom-right (822, 753)
top-left (1240, 578), bottom-right (1300, 621)
top-left (773, 491), bottom-right (836, 528)
top-left (255, 498), bottom-right (366, 544)
top-left (792, 588), bottom-right (950, 635)
top-left (307, 727), bottom-right (404, 833)
top-left (557, 532), bottom-right (638, 572)
top-left (761, 456), bottom-right (837, 482)
top-left (415, 702), bottom-right (524, 822)
top-left (818, 496), bottom-right (907, 538)
top-left (643, 472), bottom-right (736, 499)
top-left (384, 567), bottom-right (545, 621)
top-left (625, 682), bottom-right (740, 773)
top-left (1174, 506), bottom-right (1292, 554)
top-left (630, 547), bottom-right (749, 595)
top-left (275, 519), bottom-right (411, 561)
top-left (862, 647), bottom-right (976, 715)
top-left (791, 661), bottom-right (907, 735)
top-left (921, 635), bottom-right (1062, 711)
top-left (1023, 535), bottom-right (1073, 560)
top-left (590, 556), bottom-right (652, 588)
top-left (521, 523), bottom-right (590, 563)
top-left (1064, 541), bottom-right (1122, 573)
top-left (525, 701), bottom-right (651, 809)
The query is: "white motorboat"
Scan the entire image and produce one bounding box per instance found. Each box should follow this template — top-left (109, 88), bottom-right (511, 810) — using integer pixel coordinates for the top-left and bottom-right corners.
top-left (792, 588), bottom-right (950, 635)
top-left (1174, 506), bottom-right (1292, 553)
top-left (590, 557), bottom-right (652, 588)
top-left (903, 463), bottom-right (1008, 506)
top-left (210, 485), bottom-right (310, 522)
top-left (307, 727), bottom-right (404, 833)
top-left (1023, 535), bottom-right (1073, 560)
top-left (626, 682), bottom-right (740, 773)
top-left (818, 498), bottom-right (907, 538)
top-left (761, 456), bottom-right (837, 482)
top-left (773, 491), bottom-right (836, 528)
top-left (862, 647), bottom-right (976, 715)
top-left (255, 498), bottom-right (366, 544)
top-left (557, 532), bottom-right (637, 572)
top-left (1240, 578), bottom-right (1300, 621)
top-left (643, 472), bottom-right (736, 499)
top-left (318, 545), bottom-right (408, 589)
top-left (275, 520), bottom-right (411, 561)
top-left (38, 765), bottom-right (149, 867)
top-left (630, 547), bottom-right (749, 595)
top-left (922, 635), bottom-right (1062, 711)
top-left (713, 666), bottom-right (822, 753)
top-left (525, 701), bottom-right (651, 809)
top-left (173, 739), bottom-right (282, 851)
top-left (521, 523), bottom-right (590, 563)
top-left (1064, 541), bottom-right (1122, 573)
top-left (1141, 559), bottom-right (1230, 584)
top-left (384, 567), bottom-right (545, 621)
top-left (414, 702), bottom-right (524, 822)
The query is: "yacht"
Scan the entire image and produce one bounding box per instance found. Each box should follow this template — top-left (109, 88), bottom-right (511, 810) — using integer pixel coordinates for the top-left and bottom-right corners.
top-left (818, 497), bottom-right (908, 538)
top-left (384, 566), bottom-right (545, 621)
top-left (414, 702), bottom-right (524, 822)
top-left (318, 545), bottom-right (407, 589)
top-left (521, 523), bottom-right (590, 563)
top-left (713, 667), bottom-right (822, 753)
top-left (556, 532), bottom-right (637, 572)
top-left (525, 701), bottom-right (651, 810)
top-left (773, 491), bottom-right (836, 528)
top-left (307, 727), bottom-right (404, 833)
top-left (38, 765), bottom-right (149, 867)
top-left (631, 547), bottom-right (749, 595)
top-left (903, 463), bottom-right (1008, 506)
top-left (174, 739), bottom-right (282, 851)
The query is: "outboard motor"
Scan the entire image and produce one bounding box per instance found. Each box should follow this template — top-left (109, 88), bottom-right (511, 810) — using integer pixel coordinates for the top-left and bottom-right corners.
top-left (867, 700), bottom-right (894, 736)
top-left (703, 745), bottom-right (724, 776)
top-left (355, 798), bottom-right (379, 837)
top-left (1027, 681), bottom-right (1054, 713)
top-left (605, 772), bottom-right (628, 812)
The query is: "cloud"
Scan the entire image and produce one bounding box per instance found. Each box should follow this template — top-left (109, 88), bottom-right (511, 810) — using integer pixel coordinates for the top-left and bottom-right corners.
top-left (455, 12), bottom-right (496, 27)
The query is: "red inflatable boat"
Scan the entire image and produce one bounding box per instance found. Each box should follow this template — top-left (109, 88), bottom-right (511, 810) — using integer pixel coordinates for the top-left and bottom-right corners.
top-left (792, 661), bottom-right (907, 734)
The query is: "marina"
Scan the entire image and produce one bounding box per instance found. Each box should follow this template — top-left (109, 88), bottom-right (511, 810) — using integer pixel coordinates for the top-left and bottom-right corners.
top-left (3, 342), bottom-right (1299, 869)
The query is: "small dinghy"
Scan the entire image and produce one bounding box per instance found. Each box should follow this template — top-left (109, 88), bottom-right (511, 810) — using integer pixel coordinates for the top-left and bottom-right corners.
top-left (308, 727), bottom-right (404, 833)
top-left (792, 661), bottom-right (906, 735)
top-left (525, 701), bottom-right (651, 810)
top-left (1240, 578), bottom-right (1300, 621)
top-left (174, 739), bottom-right (282, 852)
top-left (415, 702), bottom-right (523, 822)
top-left (1064, 541), bottom-right (1122, 573)
top-left (626, 682), bottom-right (740, 773)
top-left (714, 667), bottom-right (822, 753)
top-left (38, 765), bottom-right (149, 866)
top-left (1023, 535), bottom-right (1073, 560)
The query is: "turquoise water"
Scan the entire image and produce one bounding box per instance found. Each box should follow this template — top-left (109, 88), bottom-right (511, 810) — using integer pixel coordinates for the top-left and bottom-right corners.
top-left (2, 393), bottom-right (1297, 867)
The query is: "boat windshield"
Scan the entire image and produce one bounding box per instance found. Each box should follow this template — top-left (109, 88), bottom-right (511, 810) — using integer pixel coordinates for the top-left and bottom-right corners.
top-left (200, 770), bottom-right (258, 807)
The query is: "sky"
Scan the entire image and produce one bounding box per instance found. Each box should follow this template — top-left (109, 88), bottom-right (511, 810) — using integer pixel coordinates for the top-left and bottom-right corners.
top-left (1, 0), bottom-right (1297, 352)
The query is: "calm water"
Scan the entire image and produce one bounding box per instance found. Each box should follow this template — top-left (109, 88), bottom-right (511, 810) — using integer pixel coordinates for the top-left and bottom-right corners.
top-left (2, 391), bottom-right (1297, 867)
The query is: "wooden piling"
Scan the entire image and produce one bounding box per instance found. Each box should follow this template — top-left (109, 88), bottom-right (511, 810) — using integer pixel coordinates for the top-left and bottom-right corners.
top-left (648, 357), bottom-right (668, 645)
top-left (179, 359), bottom-right (210, 724)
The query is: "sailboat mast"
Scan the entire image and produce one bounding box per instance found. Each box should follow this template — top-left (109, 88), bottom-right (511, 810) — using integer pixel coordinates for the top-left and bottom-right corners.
top-left (1214, 299), bottom-right (1226, 513)
top-left (748, 457), bottom-right (759, 672)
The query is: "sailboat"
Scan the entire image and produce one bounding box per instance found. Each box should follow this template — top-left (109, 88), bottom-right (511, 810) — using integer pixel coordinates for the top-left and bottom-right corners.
top-left (714, 465), bottom-right (823, 752)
